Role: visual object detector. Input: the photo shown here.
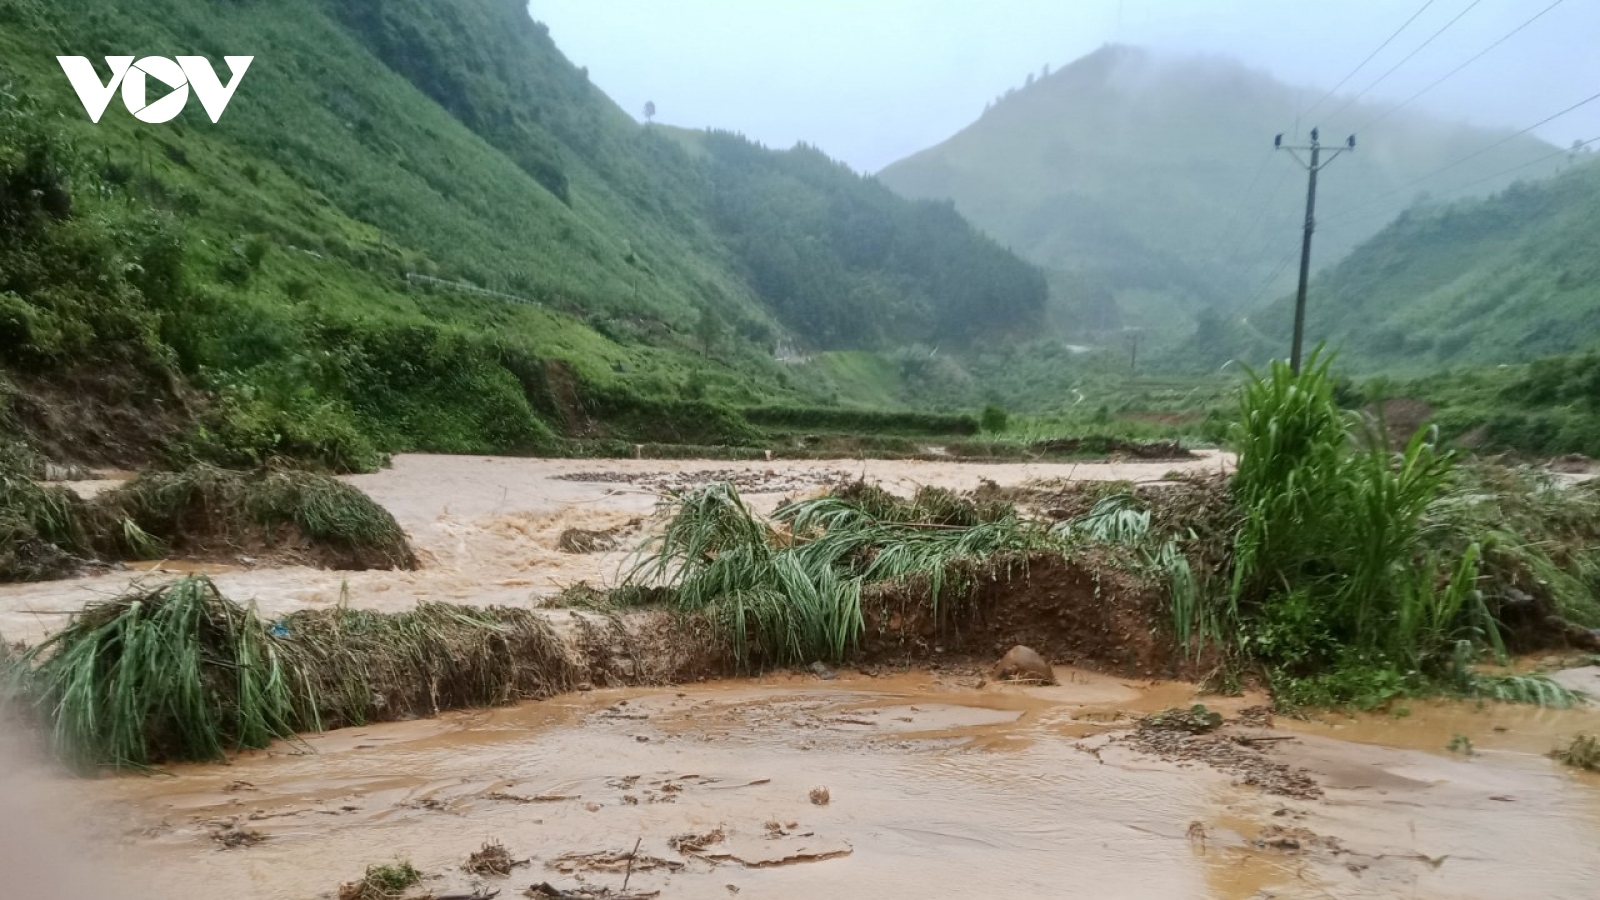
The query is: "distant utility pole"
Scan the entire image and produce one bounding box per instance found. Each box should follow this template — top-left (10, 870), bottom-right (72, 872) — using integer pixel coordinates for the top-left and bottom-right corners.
top-left (1275, 127), bottom-right (1354, 374)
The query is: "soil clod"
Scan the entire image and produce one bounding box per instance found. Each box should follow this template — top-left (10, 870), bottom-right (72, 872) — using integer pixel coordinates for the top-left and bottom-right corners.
top-left (994, 645), bottom-right (1055, 684)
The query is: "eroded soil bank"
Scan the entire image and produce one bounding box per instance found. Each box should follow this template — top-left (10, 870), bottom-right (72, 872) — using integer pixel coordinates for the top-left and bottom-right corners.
top-left (5, 668), bottom-right (1600, 900)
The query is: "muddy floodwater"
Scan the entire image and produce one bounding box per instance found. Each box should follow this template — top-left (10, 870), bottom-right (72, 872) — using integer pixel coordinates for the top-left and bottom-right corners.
top-left (0, 453), bottom-right (1232, 644)
top-left (5, 670), bottom-right (1600, 899)
top-left (4, 452), bottom-right (1600, 899)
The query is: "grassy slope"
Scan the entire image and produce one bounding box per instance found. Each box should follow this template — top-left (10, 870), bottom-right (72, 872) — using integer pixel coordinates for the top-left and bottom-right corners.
top-left (878, 45), bottom-right (1561, 338)
top-left (0, 0), bottom-right (1044, 467)
top-left (1249, 156), bottom-right (1600, 373)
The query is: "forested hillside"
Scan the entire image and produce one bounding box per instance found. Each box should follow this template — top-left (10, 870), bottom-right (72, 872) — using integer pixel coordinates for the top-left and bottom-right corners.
top-left (1240, 155), bottom-right (1600, 373)
top-left (0, 0), bottom-right (1044, 469)
top-left (880, 45), bottom-right (1562, 341)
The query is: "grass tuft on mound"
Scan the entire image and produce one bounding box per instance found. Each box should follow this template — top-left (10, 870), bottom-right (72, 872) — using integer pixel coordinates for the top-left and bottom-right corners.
top-left (0, 457), bottom-right (89, 582)
top-left (4, 578), bottom-right (580, 768)
top-left (8, 577), bottom-right (309, 768)
top-left (283, 602), bottom-right (579, 728)
top-left (92, 466), bottom-right (416, 571)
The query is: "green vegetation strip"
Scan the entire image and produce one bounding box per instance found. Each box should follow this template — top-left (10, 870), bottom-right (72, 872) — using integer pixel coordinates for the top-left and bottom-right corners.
top-left (2, 577), bottom-right (578, 769)
top-left (623, 354), bottom-right (1597, 709)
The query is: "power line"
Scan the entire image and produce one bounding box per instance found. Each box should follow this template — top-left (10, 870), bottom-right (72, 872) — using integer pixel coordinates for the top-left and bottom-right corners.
top-left (1324, 135), bottom-right (1600, 231)
top-left (1303, 0), bottom-right (1437, 118)
top-left (1231, 166), bottom-right (1298, 260)
top-left (1242, 247), bottom-right (1300, 308)
top-left (1366, 0), bottom-right (1565, 127)
top-left (1204, 149), bottom-right (1277, 258)
top-left (1324, 87), bottom-right (1600, 225)
top-left (1322, 0), bottom-right (1486, 124)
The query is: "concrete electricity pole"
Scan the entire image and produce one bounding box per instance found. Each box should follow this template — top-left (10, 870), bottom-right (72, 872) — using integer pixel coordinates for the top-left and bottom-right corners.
top-left (1275, 128), bottom-right (1354, 374)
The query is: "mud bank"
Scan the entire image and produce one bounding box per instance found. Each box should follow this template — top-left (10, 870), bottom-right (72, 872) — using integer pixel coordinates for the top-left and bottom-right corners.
top-left (8, 668), bottom-right (1600, 900)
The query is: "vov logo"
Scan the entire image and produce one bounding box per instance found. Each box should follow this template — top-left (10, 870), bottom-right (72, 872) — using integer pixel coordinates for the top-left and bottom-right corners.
top-left (57, 56), bottom-right (253, 124)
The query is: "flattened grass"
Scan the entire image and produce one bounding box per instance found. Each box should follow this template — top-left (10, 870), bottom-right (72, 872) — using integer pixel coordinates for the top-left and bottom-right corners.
top-left (0, 463), bottom-right (88, 581)
top-left (624, 481), bottom-right (1065, 668)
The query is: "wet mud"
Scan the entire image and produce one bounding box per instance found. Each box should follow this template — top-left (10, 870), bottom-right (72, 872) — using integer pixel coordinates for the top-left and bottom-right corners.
top-left (5, 668), bottom-right (1597, 899)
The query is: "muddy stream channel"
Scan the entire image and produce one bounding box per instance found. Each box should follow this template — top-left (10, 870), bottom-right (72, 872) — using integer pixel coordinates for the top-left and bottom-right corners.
top-left (4, 454), bottom-right (1600, 899)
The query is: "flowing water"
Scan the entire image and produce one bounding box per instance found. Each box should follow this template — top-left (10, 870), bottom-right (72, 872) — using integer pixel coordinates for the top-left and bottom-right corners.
top-left (4, 669), bottom-right (1599, 899)
top-left (3, 452), bottom-right (1600, 898)
top-left (0, 453), bottom-right (1231, 645)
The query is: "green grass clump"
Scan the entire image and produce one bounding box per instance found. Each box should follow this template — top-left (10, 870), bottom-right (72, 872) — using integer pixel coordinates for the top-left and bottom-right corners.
top-left (340, 861), bottom-right (422, 900)
top-left (92, 466), bottom-right (416, 570)
top-left (1552, 733), bottom-right (1600, 771)
top-left (1184, 350), bottom-right (1598, 708)
top-left (4, 578), bottom-right (580, 768)
top-left (0, 458), bottom-right (89, 582)
top-left (624, 481), bottom-right (1062, 668)
top-left (8, 577), bottom-right (310, 768)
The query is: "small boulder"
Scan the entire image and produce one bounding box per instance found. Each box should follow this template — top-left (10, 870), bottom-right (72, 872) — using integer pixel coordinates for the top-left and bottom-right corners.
top-left (994, 645), bottom-right (1055, 685)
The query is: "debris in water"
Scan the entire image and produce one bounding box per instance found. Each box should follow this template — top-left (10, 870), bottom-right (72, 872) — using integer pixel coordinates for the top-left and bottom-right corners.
top-left (547, 849), bottom-right (683, 876)
top-left (209, 821), bottom-right (266, 849)
top-left (1253, 824), bottom-right (1341, 853)
top-left (1143, 705), bottom-right (1223, 734)
top-left (669, 827), bottom-right (726, 856)
top-left (465, 840), bottom-right (528, 877)
top-left (553, 469), bottom-right (851, 495)
top-left (1552, 733), bottom-right (1600, 770)
top-left (1120, 712), bottom-right (1322, 799)
top-left (526, 884), bottom-right (658, 899)
top-left (809, 786), bottom-right (831, 806)
top-left (487, 791), bottom-right (580, 804)
top-left (557, 520), bottom-right (640, 554)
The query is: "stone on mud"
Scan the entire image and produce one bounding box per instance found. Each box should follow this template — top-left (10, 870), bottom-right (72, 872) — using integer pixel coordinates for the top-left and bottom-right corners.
top-left (994, 645), bottom-right (1055, 684)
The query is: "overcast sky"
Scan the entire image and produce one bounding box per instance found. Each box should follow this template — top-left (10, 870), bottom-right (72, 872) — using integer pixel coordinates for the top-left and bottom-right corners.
top-left (531, 0), bottom-right (1600, 173)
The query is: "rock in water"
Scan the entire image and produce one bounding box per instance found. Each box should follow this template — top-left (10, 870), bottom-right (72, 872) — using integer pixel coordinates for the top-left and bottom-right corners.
top-left (994, 645), bottom-right (1055, 685)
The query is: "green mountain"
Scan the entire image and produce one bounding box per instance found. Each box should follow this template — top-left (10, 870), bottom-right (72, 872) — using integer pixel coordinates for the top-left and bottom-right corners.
top-left (0, 0), bottom-right (1043, 469)
top-left (1239, 154), bottom-right (1600, 373)
top-left (879, 45), bottom-right (1563, 341)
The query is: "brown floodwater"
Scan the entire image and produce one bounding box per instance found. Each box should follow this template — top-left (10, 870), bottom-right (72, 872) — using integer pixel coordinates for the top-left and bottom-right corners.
top-left (0, 452), bottom-right (1231, 645)
top-left (6, 452), bottom-right (1600, 898)
top-left (4, 668), bottom-right (1597, 900)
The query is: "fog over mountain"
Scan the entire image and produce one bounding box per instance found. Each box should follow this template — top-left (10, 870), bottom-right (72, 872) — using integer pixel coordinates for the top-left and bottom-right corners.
top-left (534, 0), bottom-right (1600, 174)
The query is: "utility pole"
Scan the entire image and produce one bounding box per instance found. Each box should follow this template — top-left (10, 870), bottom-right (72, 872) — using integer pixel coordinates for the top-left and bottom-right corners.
top-left (1275, 128), bottom-right (1354, 374)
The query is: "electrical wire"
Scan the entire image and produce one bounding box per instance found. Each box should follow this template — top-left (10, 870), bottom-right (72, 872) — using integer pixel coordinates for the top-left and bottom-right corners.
top-left (1324, 87), bottom-right (1600, 225)
top-left (1322, 0), bottom-right (1486, 124)
top-left (1325, 135), bottom-right (1599, 230)
top-left (1303, 0), bottom-right (1438, 118)
top-left (1365, 0), bottom-right (1565, 127)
